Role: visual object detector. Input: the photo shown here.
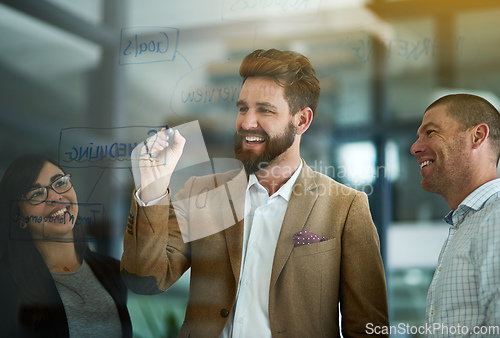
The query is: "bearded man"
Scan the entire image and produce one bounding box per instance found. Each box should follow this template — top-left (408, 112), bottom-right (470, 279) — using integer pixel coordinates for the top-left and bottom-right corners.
top-left (121, 49), bottom-right (389, 337)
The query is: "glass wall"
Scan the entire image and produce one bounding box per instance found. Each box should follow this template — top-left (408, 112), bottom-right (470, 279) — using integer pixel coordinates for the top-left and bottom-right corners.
top-left (1, 0), bottom-right (500, 336)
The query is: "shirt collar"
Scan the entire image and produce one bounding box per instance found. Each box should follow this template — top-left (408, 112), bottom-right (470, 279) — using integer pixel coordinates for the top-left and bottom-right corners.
top-left (247, 160), bottom-right (303, 202)
top-left (443, 178), bottom-right (500, 226)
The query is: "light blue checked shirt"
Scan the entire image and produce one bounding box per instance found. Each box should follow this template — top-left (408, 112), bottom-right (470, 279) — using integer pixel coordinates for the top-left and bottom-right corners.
top-left (425, 178), bottom-right (500, 337)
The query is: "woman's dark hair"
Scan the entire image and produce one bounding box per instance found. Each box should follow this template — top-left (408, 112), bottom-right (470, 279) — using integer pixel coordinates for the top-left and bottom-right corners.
top-left (0, 153), bottom-right (88, 314)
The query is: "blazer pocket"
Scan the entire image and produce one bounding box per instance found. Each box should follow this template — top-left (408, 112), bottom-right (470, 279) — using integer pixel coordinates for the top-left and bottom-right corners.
top-left (292, 238), bottom-right (337, 257)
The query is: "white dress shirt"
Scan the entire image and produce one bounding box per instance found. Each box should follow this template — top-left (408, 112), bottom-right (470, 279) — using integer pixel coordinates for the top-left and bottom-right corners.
top-left (221, 161), bottom-right (302, 338)
top-left (135, 187), bottom-right (167, 206)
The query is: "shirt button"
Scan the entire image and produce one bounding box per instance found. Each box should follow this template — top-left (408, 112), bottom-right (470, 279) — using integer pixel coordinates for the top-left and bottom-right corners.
top-left (220, 309), bottom-right (229, 318)
top-left (438, 267), bottom-right (442, 272)
top-left (237, 317), bottom-right (244, 324)
top-left (431, 310), bottom-right (434, 315)
top-left (252, 242), bottom-right (258, 248)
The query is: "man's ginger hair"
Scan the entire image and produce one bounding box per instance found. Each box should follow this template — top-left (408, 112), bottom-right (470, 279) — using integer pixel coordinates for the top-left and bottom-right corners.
top-left (239, 48), bottom-right (320, 116)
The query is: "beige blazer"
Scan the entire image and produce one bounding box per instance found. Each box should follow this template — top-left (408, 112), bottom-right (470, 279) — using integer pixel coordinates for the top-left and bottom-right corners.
top-left (121, 162), bottom-right (389, 337)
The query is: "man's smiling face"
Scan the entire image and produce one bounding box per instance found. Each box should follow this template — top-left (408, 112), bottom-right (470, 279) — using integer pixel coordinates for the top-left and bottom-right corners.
top-left (234, 76), bottom-right (297, 174)
top-left (410, 105), bottom-right (473, 195)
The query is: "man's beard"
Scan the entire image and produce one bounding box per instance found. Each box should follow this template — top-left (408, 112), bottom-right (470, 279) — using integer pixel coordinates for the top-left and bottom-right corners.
top-left (234, 121), bottom-right (297, 174)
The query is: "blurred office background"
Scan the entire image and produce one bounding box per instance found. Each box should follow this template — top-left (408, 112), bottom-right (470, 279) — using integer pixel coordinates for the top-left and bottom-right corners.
top-left (1, 0), bottom-right (500, 336)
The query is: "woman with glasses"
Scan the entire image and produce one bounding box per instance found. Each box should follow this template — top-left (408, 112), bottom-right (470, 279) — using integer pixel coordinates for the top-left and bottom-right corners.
top-left (0, 154), bottom-right (132, 337)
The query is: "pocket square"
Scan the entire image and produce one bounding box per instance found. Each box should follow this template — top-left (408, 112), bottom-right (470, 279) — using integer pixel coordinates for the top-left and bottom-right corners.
top-left (293, 230), bottom-right (327, 247)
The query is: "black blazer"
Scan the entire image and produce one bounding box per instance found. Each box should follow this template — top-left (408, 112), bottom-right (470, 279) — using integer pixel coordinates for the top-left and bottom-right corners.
top-left (0, 250), bottom-right (132, 338)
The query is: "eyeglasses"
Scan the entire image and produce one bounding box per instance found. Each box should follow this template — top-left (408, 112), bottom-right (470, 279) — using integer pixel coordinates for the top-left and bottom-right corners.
top-left (23, 174), bottom-right (73, 205)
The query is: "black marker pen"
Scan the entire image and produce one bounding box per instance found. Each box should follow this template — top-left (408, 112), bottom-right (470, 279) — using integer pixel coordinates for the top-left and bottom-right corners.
top-left (165, 125), bottom-right (175, 139)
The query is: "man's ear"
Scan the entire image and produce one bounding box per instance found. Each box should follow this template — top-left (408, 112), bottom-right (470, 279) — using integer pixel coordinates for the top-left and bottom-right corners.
top-left (471, 123), bottom-right (489, 149)
top-left (295, 107), bottom-right (313, 135)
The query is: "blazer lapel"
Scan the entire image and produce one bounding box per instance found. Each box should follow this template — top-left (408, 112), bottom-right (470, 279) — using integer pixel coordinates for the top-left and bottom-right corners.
top-left (209, 167), bottom-right (245, 285)
top-left (270, 163), bottom-right (318, 288)
top-left (224, 218), bottom-right (244, 284)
